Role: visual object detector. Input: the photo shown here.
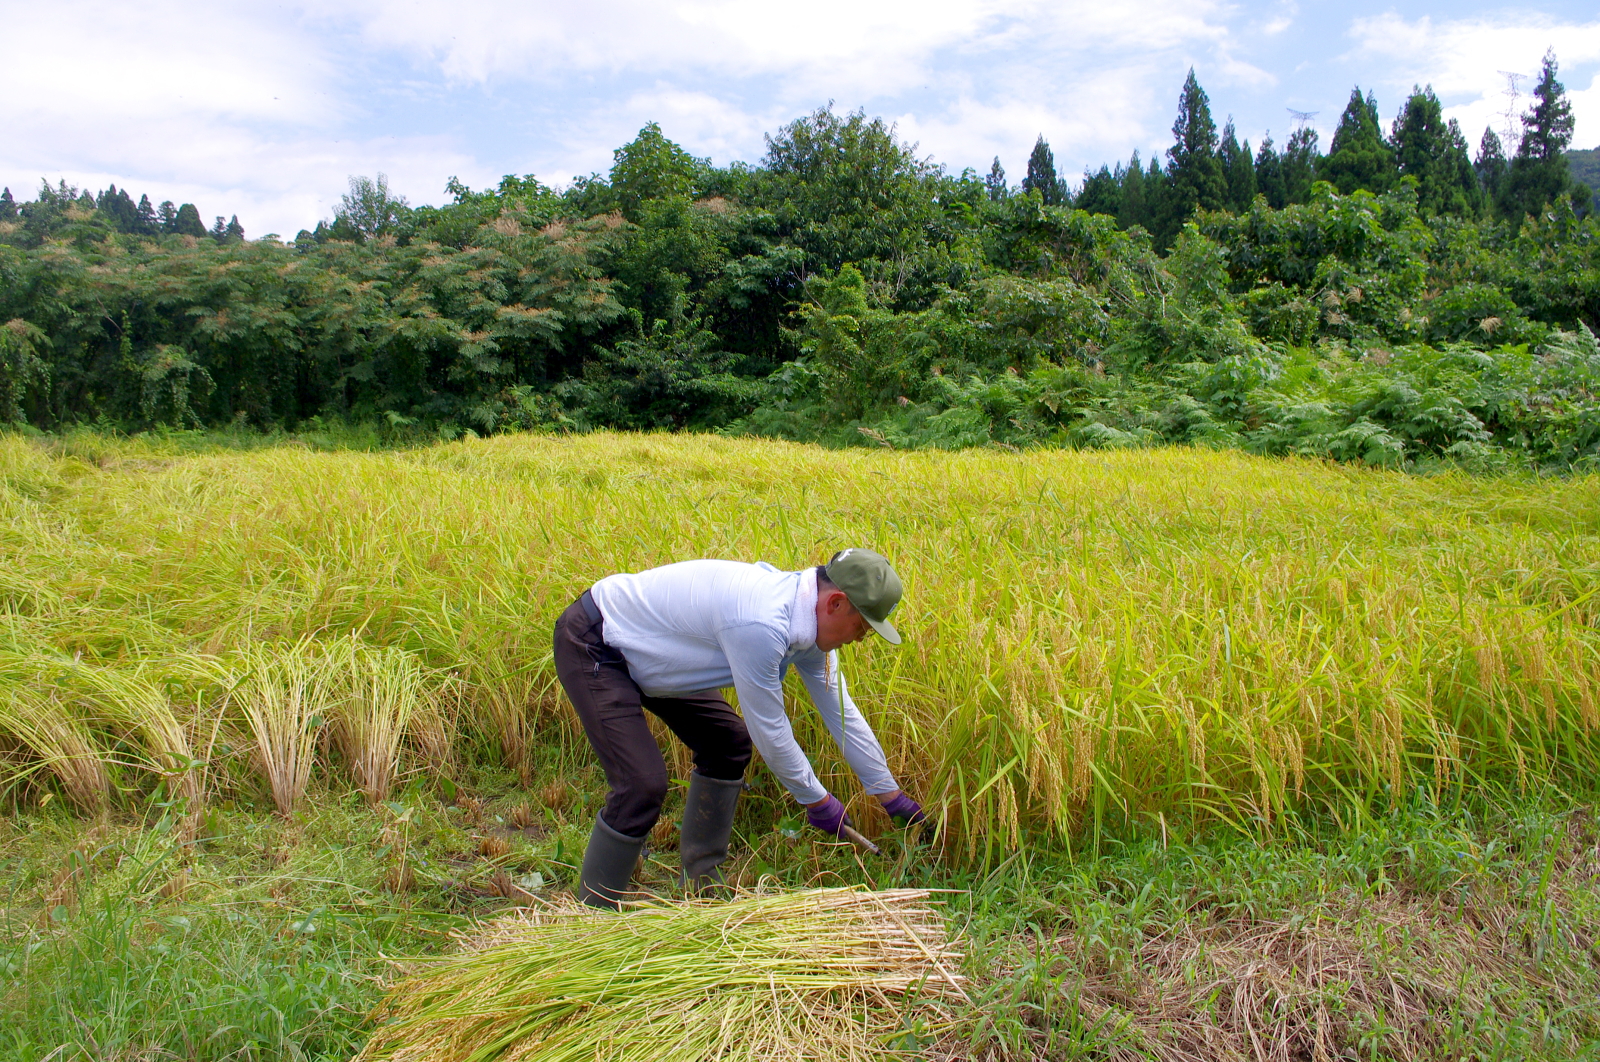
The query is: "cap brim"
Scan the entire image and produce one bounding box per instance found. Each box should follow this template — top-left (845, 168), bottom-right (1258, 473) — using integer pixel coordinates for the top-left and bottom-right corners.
top-left (864, 614), bottom-right (902, 645)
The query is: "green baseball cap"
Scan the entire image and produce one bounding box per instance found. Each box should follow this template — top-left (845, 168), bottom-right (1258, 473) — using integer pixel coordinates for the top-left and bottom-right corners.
top-left (825, 548), bottom-right (904, 645)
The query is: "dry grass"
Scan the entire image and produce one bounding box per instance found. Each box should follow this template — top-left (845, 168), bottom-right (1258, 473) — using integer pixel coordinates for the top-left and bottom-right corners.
top-left (358, 887), bottom-right (964, 1062)
top-left (1012, 832), bottom-right (1600, 1062)
top-left (1038, 893), bottom-right (1583, 1062)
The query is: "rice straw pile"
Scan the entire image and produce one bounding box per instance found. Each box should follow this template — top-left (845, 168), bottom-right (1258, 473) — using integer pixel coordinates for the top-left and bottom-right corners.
top-left (358, 888), bottom-right (966, 1062)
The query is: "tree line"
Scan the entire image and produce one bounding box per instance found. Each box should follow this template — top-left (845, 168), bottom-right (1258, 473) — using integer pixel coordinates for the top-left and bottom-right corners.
top-left (1, 52), bottom-right (1596, 472)
top-left (1, 181), bottom-right (244, 244)
top-left (1049, 52), bottom-right (1588, 248)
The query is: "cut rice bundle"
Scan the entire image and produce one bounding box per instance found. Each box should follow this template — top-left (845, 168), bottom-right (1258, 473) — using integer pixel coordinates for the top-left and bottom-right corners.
top-left (359, 887), bottom-right (966, 1062)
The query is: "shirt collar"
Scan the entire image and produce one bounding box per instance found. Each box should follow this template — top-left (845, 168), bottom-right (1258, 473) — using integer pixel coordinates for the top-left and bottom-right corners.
top-left (787, 566), bottom-right (818, 651)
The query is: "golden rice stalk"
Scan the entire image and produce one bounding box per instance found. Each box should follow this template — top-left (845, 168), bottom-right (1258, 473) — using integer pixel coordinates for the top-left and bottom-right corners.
top-left (230, 639), bottom-right (331, 816)
top-left (64, 661), bottom-right (199, 801)
top-left (407, 679), bottom-right (457, 777)
top-left (358, 887), bottom-right (965, 1062)
top-left (0, 690), bottom-right (110, 814)
top-left (329, 638), bottom-right (422, 805)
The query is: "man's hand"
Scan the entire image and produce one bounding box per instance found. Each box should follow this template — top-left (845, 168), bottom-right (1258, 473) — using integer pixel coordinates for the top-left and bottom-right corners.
top-left (805, 794), bottom-right (852, 837)
top-left (878, 791), bottom-right (925, 825)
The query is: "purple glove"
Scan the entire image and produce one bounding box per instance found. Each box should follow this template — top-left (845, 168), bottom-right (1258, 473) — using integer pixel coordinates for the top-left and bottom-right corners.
top-left (880, 793), bottom-right (926, 825)
top-left (805, 794), bottom-right (852, 838)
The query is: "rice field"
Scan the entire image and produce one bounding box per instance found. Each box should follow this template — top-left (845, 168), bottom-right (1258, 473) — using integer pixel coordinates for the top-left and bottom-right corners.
top-left (2, 430), bottom-right (1597, 851)
top-left (5, 428), bottom-right (1600, 1061)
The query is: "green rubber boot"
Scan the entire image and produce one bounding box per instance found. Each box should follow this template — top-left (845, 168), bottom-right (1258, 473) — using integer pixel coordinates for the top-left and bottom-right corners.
top-left (578, 813), bottom-right (647, 910)
top-left (679, 772), bottom-right (742, 896)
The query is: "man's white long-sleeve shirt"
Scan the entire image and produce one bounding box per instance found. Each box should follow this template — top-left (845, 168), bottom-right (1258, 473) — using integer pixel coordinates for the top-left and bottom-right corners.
top-left (589, 559), bottom-right (898, 805)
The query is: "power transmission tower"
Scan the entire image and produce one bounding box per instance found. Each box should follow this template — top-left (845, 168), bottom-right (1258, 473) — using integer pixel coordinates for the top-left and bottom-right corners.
top-left (1496, 70), bottom-right (1526, 150)
top-left (1287, 108), bottom-right (1318, 128)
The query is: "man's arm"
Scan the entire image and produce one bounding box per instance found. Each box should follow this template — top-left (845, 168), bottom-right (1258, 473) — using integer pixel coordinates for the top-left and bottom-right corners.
top-left (793, 652), bottom-right (899, 796)
top-left (717, 623), bottom-right (828, 805)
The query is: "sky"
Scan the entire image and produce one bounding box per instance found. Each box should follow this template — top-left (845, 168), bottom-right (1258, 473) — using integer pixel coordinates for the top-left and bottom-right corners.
top-left (5, 1), bottom-right (1600, 238)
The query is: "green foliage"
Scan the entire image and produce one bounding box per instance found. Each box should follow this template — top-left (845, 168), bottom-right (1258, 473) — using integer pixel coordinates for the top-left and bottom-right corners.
top-left (335, 173), bottom-right (411, 242)
top-left (610, 122), bottom-right (709, 219)
top-left (5, 62), bottom-right (1600, 472)
top-left (0, 319), bottom-right (49, 423)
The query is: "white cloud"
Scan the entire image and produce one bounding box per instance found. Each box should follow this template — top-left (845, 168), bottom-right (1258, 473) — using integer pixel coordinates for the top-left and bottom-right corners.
top-left (320, 0), bottom-right (1238, 102)
top-left (22, 0), bottom-right (1593, 239)
top-left (1345, 13), bottom-right (1600, 146)
top-left (5, 0), bottom-right (1251, 233)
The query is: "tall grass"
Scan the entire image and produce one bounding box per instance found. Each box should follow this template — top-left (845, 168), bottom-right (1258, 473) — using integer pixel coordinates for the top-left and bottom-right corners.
top-left (1, 431), bottom-right (1597, 848)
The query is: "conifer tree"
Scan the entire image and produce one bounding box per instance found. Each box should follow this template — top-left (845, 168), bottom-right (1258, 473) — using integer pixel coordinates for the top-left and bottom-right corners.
top-left (1160, 69), bottom-right (1228, 242)
top-left (1023, 136), bottom-right (1064, 205)
top-left (1499, 49), bottom-right (1579, 218)
top-left (96, 186), bottom-right (141, 232)
top-left (1444, 120), bottom-right (1485, 216)
top-left (224, 215), bottom-right (245, 242)
top-left (1475, 129), bottom-right (1507, 205)
top-left (0, 188), bottom-right (15, 220)
top-left (1076, 164), bottom-right (1121, 217)
top-left (985, 157), bottom-right (1007, 201)
top-left (1282, 126), bottom-right (1321, 203)
top-left (172, 203), bottom-right (206, 237)
top-left (1218, 120), bottom-right (1256, 212)
top-left (136, 194), bottom-right (158, 234)
top-left (1118, 151), bottom-right (1147, 230)
top-left (1392, 86), bottom-right (1480, 216)
top-left (1321, 89), bottom-right (1395, 194)
top-left (1254, 136), bottom-right (1287, 208)
top-left (1142, 154), bottom-right (1170, 234)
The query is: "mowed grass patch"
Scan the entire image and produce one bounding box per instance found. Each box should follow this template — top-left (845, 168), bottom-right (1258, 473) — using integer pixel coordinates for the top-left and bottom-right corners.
top-left (959, 794), bottom-right (1600, 1061)
top-left (1, 431), bottom-right (1597, 848)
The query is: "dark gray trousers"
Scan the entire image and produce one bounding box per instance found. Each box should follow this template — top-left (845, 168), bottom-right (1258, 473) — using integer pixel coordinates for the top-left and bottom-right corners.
top-left (552, 592), bottom-right (752, 838)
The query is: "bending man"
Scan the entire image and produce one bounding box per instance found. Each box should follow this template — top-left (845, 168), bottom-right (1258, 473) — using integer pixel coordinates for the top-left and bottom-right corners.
top-left (552, 548), bottom-right (925, 908)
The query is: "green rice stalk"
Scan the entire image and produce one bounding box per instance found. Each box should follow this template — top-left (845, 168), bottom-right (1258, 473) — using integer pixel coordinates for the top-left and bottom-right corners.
top-left (359, 887), bottom-right (964, 1062)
